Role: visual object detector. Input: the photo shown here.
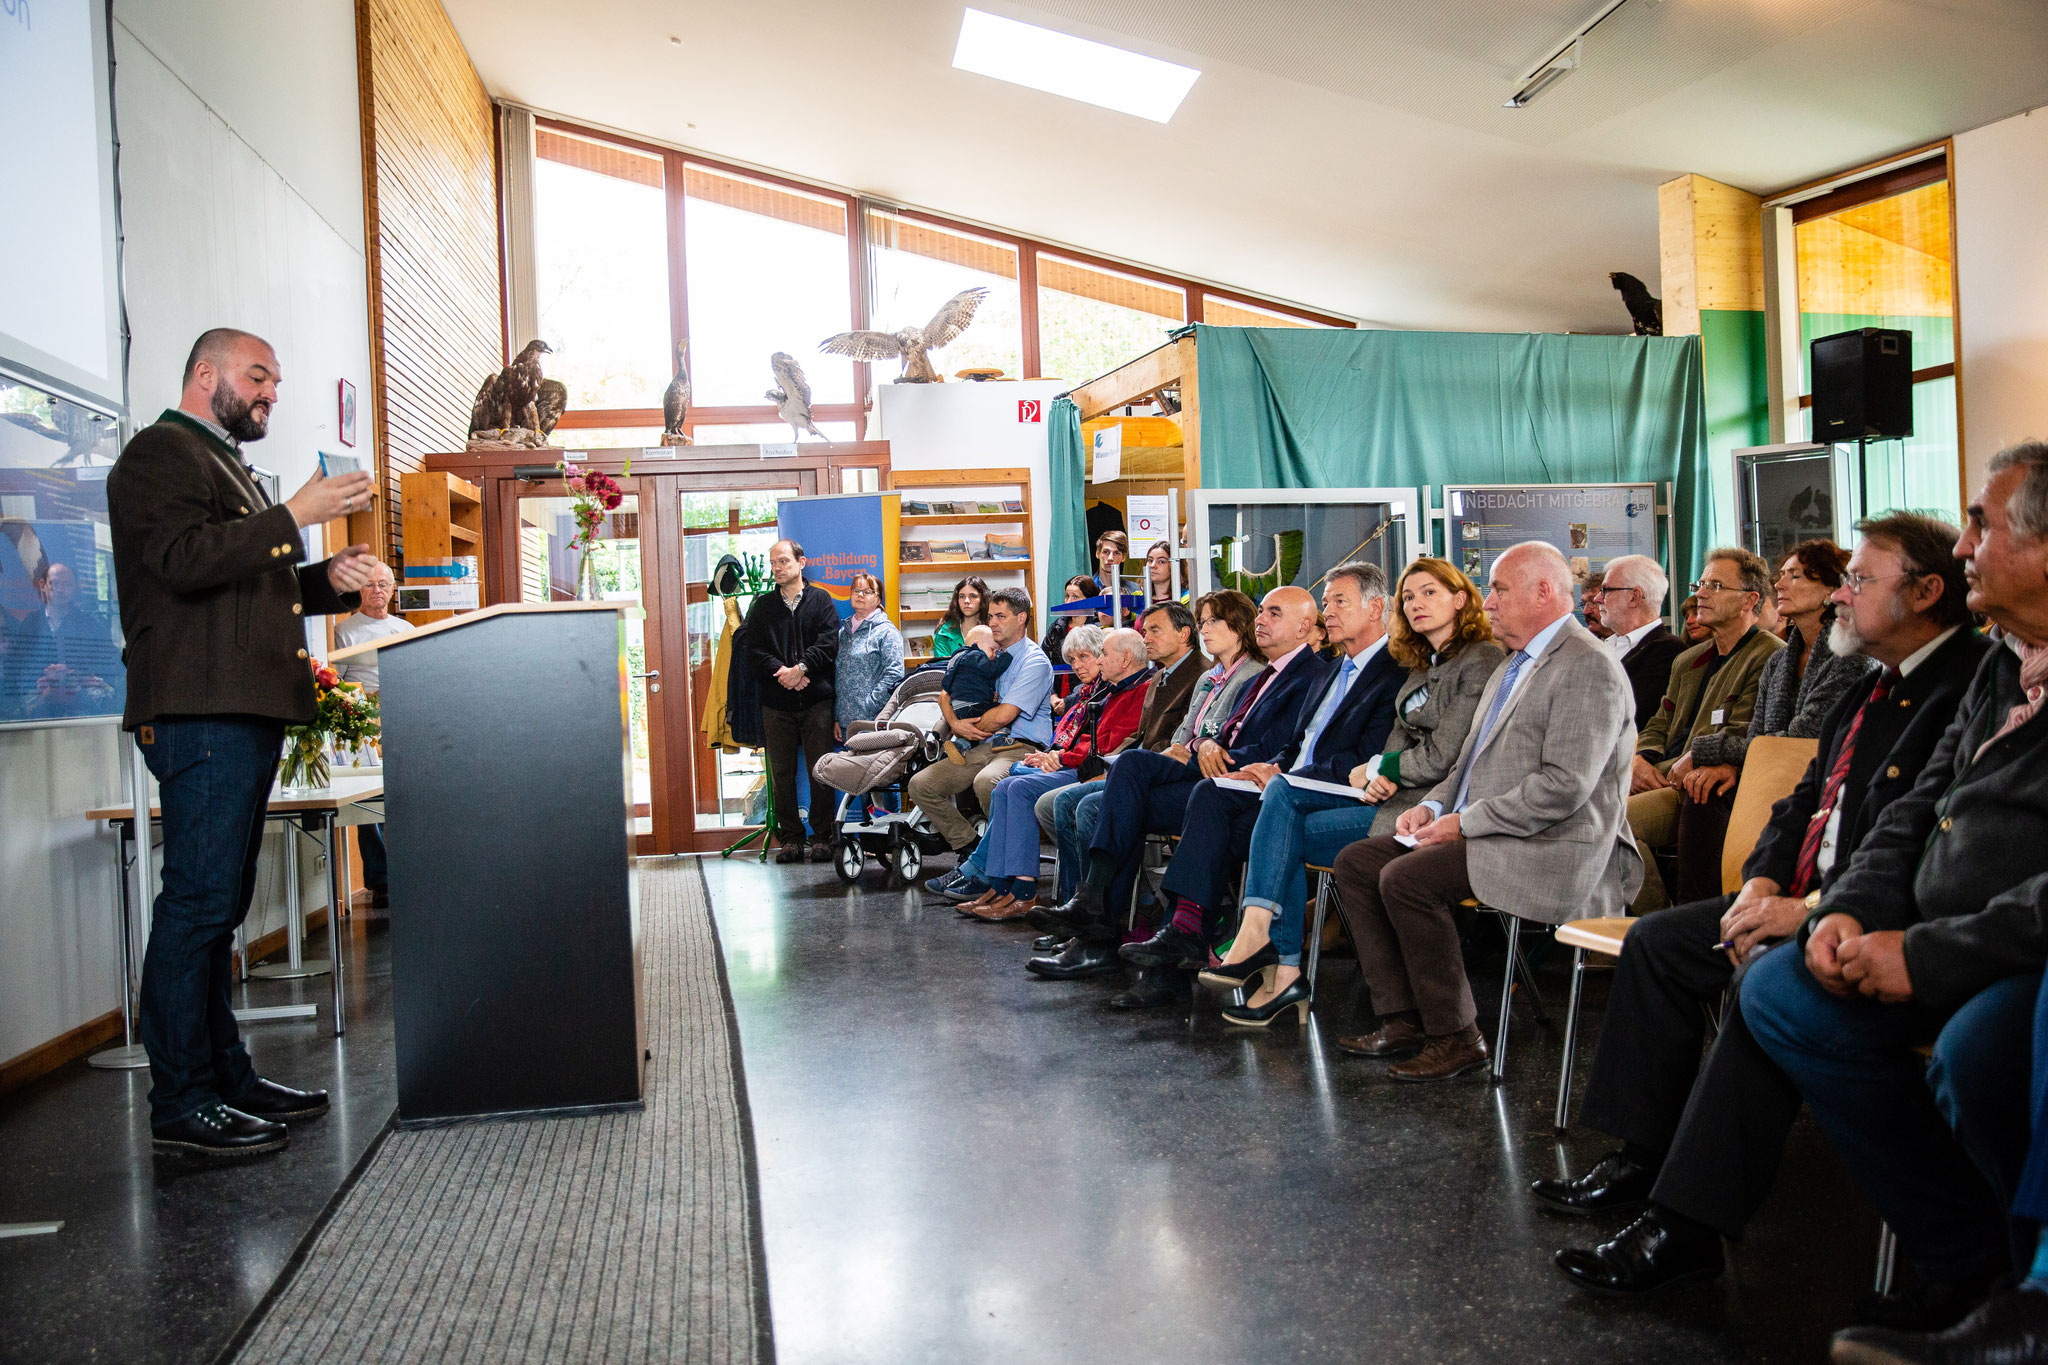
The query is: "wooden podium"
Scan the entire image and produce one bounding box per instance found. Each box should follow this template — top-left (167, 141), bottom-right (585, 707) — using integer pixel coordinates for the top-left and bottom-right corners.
top-left (332, 602), bottom-right (645, 1124)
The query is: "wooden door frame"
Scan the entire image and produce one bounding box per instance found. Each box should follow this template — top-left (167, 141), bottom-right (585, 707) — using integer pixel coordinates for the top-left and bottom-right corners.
top-left (427, 442), bottom-right (891, 853)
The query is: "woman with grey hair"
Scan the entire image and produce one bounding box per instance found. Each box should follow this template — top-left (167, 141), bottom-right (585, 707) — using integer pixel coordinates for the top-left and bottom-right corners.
top-left (955, 627), bottom-right (1154, 918)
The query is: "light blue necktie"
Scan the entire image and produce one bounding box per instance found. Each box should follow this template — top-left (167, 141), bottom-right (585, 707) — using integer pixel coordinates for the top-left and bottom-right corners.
top-left (1450, 649), bottom-right (1529, 813)
top-left (1294, 656), bottom-right (1355, 773)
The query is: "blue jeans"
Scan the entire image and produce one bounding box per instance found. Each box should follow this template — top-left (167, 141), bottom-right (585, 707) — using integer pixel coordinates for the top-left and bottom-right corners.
top-left (1742, 941), bottom-right (2021, 1280)
top-left (1238, 779), bottom-right (1384, 964)
top-left (136, 717), bottom-right (284, 1125)
top-left (1049, 782), bottom-right (1101, 899)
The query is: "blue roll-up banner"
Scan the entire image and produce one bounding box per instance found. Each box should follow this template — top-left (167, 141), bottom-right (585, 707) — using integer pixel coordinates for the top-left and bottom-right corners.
top-left (775, 492), bottom-right (900, 621)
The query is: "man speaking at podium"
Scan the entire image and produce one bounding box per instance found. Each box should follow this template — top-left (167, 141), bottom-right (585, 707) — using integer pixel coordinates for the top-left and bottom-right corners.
top-left (108, 328), bottom-right (378, 1160)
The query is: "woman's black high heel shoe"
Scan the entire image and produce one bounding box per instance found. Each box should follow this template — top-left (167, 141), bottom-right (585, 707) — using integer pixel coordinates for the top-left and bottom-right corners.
top-left (1198, 943), bottom-right (1278, 991)
top-left (1220, 976), bottom-right (1310, 1027)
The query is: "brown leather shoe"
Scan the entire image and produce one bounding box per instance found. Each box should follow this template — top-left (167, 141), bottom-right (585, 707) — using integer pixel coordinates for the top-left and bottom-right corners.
top-left (1335, 1014), bottom-right (1425, 1058)
top-left (963, 893), bottom-right (1020, 920)
top-left (1388, 1025), bottom-right (1491, 1082)
top-left (979, 897), bottom-right (1038, 922)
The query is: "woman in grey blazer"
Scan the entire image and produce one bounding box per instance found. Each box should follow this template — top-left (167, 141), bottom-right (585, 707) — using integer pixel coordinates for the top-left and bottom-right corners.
top-left (1169, 590), bottom-right (1264, 749)
top-left (1211, 559), bottom-right (1501, 1004)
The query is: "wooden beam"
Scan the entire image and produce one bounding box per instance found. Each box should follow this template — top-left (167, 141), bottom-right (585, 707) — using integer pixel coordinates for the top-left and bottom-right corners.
top-left (1068, 341), bottom-right (1185, 421)
top-left (1177, 334), bottom-right (1201, 488)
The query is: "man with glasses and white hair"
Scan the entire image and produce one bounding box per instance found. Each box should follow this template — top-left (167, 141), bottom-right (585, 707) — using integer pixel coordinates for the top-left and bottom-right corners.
top-left (1597, 553), bottom-right (1685, 731)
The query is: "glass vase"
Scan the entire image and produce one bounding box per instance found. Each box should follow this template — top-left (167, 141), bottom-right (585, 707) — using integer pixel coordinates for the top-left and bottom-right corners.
top-left (278, 735), bottom-right (332, 796)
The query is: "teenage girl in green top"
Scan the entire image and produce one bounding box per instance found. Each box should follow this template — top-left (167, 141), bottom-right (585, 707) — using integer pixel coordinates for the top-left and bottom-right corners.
top-left (932, 576), bottom-right (991, 659)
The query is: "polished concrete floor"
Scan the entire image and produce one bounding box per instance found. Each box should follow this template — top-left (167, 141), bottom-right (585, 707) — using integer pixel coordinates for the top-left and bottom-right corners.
top-left (0, 916), bottom-right (394, 1365)
top-left (706, 855), bottom-right (1884, 1365)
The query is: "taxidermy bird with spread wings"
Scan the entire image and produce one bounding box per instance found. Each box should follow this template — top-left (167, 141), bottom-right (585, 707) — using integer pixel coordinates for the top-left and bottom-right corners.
top-left (469, 339), bottom-right (553, 434)
top-left (660, 341), bottom-right (692, 445)
top-left (767, 353), bottom-right (828, 441)
top-left (819, 286), bottom-right (989, 383)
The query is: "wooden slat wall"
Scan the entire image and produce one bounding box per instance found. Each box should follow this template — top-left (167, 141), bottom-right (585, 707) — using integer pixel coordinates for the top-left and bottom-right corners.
top-left (357, 0), bottom-right (501, 564)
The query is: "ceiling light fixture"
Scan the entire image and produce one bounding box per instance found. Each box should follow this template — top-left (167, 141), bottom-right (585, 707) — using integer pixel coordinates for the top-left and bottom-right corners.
top-left (951, 9), bottom-right (1200, 124)
top-left (1504, 0), bottom-right (1655, 108)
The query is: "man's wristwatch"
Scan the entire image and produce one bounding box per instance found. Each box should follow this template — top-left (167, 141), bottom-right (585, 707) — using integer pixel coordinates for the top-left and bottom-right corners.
top-left (1804, 891), bottom-right (1822, 911)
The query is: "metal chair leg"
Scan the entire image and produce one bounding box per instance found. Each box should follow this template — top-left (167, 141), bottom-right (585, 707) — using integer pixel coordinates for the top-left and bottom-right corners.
top-left (1493, 916), bottom-right (1521, 1081)
top-left (1874, 1222), bottom-right (1899, 1296)
top-left (1554, 947), bottom-right (1588, 1131)
top-left (1306, 873), bottom-right (1331, 1000)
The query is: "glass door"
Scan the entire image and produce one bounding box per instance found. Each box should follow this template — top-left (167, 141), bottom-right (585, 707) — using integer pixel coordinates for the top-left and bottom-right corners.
top-left (681, 488), bottom-right (788, 832)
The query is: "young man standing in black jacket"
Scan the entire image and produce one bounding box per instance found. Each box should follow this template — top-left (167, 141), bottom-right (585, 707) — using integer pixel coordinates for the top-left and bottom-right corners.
top-left (741, 538), bottom-right (841, 862)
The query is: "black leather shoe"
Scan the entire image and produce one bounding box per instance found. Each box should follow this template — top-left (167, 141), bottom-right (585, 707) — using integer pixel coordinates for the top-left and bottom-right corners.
top-left (1025, 940), bottom-right (1120, 980)
top-left (1026, 883), bottom-right (1108, 936)
top-left (1855, 1272), bottom-right (2000, 1333)
top-left (151, 1103), bottom-right (288, 1158)
top-left (1119, 924), bottom-right (1207, 970)
top-left (1832, 1284), bottom-right (2048, 1364)
top-left (1554, 1208), bottom-right (1723, 1296)
top-left (774, 841), bottom-right (806, 864)
top-left (1531, 1148), bottom-right (1656, 1217)
top-left (1032, 933), bottom-right (1070, 952)
top-left (228, 1077), bottom-right (330, 1121)
top-left (1197, 943), bottom-right (1278, 991)
top-left (1109, 966), bottom-right (1185, 1009)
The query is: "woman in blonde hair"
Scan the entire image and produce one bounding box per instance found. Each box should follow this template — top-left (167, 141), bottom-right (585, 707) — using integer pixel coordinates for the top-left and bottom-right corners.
top-left (1207, 557), bottom-right (1507, 1025)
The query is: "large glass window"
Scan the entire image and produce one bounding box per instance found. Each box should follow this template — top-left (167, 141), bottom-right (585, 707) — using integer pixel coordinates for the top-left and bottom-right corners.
top-left (534, 130), bottom-right (673, 412)
top-left (684, 166), bottom-right (854, 408)
top-left (1794, 170), bottom-right (1959, 521)
top-left (1036, 254), bottom-right (1186, 384)
top-left (866, 210), bottom-right (1023, 381)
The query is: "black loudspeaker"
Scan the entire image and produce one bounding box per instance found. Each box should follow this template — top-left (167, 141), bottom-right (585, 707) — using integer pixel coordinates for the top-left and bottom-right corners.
top-left (1811, 328), bottom-right (1913, 441)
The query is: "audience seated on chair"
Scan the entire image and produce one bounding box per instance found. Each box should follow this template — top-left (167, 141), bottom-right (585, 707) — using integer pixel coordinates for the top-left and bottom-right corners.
top-left (1331, 540), bottom-right (1640, 1080)
top-left (1114, 562), bottom-right (1406, 989)
top-left (1739, 444), bottom-right (2048, 1352)
top-left (1627, 546), bottom-right (1784, 910)
top-left (1595, 553), bottom-right (1686, 732)
top-left (1545, 512), bottom-right (1984, 1302)
top-left (1202, 557), bottom-right (1503, 1023)
top-left (1025, 583), bottom-right (1339, 982)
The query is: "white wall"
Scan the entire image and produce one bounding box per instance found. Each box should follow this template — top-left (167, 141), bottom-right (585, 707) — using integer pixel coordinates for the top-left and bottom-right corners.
top-left (1955, 105), bottom-right (2048, 493)
top-left (1, 1), bottom-right (372, 1069)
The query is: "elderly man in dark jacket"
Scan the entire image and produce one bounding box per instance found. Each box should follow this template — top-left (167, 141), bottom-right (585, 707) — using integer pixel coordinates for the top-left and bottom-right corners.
top-left (1742, 444), bottom-right (2048, 1353)
top-left (109, 328), bottom-right (376, 1159)
top-left (1546, 512), bottom-right (1984, 1299)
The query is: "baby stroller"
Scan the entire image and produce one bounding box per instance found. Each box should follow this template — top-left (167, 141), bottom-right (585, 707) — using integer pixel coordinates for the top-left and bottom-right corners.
top-left (814, 670), bottom-right (971, 885)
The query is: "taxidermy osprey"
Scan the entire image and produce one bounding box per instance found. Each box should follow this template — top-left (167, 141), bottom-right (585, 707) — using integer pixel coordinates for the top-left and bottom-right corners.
top-left (469, 339), bottom-right (553, 433)
top-left (1609, 272), bottom-right (1663, 336)
top-left (661, 341), bottom-right (692, 445)
top-left (818, 287), bottom-right (988, 383)
top-left (766, 353), bottom-right (828, 441)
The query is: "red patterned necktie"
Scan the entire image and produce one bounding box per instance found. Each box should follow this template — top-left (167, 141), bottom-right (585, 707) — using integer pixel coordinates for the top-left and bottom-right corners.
top-left (1220, 665), bottom-right (1276, 747)
top-left (1789, 670), bottom-right (1896, 896)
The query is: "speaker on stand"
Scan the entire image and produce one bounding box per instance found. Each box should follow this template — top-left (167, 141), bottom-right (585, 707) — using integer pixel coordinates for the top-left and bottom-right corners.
top-left (1811, 328), bottom-right (1913, 520)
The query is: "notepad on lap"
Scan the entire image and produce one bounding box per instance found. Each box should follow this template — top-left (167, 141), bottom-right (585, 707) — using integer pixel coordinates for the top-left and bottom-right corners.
top-left (1279, 774), bottom-right (1369, 801)
top-left (1212, 776), bottom-right (1262, 795)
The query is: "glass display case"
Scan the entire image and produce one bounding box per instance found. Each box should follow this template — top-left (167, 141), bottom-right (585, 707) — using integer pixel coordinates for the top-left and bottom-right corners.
top-left (1188, 487), bottom-right (1423, 603)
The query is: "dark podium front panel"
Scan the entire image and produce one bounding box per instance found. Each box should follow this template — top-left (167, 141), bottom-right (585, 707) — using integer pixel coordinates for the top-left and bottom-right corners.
top-left (381, 607), bottom-right (645, 1123)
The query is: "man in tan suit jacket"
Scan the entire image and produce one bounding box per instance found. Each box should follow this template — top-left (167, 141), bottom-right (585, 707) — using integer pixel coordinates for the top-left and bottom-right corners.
top-left (1332, 541), bottom-right (1642, 1081)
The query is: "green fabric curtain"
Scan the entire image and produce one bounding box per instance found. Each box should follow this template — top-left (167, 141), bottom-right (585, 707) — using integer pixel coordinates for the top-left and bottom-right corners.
top-left (1193, 325), bottom-right (1713, 590)
top-left (1047, 396), bottom-right (1092, 597)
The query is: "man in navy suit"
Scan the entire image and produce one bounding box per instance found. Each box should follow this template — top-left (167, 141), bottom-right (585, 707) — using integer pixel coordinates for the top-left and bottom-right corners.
top-left (1119, 561), bottom-right (1404, 971)
top-left (1028, 578), bottom-right (1365, 977)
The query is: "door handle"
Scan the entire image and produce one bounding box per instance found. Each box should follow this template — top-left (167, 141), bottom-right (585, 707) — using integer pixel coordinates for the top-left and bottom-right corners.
top-left (634, 670), bottom-right (660, 693)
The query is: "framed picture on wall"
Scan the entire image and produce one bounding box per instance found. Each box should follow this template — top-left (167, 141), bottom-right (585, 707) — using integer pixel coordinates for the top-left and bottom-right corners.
top-left (338, 378), bottom-right (357, 447)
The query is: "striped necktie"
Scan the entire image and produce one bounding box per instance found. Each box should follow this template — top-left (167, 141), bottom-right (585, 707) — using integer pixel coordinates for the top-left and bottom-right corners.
top-left (1450, 649), bottom-right (1529, 814)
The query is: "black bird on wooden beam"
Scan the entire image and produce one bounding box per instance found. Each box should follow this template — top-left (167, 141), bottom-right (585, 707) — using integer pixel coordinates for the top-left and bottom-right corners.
top-left (1609, 272), bottom-right (1663, 336)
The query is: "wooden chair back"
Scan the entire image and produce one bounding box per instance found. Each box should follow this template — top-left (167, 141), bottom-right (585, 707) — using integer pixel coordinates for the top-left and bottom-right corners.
top-left (1721, 736), bottom-right (1820, 893)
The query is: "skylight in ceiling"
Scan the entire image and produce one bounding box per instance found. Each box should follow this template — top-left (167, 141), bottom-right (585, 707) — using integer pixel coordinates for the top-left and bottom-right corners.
top-left (951, 9), bottom-right (1200, 124)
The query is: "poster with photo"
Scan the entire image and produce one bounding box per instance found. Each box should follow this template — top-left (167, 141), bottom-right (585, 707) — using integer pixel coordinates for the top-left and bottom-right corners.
top-left (1442, 483), bottom-right (1660, 620)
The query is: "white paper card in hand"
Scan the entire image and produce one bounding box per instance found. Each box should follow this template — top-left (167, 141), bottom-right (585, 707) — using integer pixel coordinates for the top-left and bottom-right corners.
top-left (1393, 833), bottom-right (1420, 848)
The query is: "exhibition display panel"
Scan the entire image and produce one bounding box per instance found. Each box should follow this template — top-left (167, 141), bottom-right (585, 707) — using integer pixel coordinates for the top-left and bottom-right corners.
top-left (1441, 482), bottom-right (1667, 616)
top-left (1732, 442), bottom-right (1845, 559)
top-left (1189, 487), bottom-right (1423, 601)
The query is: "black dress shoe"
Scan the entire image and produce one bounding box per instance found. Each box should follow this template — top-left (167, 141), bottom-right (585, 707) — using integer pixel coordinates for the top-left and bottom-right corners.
top-left (1197, 943), bottom-right (1278, 990)
top-left (773, 841), bottom-right (806, 864)
top-left (1531, 1148), bottom-right (1656, 1217)
top-left (1025, 940), bottom-right (1121, 980)
top-left (1855, 1272), bottom-right (2000, 1333)
top-left (1032, 933), bottom-right (1070, 952)
top-left (151, 1103), bottom-right (288, 1158)
top-left (1109, 966), bottom-right (1185, 1009)
top-left (1832, 1283), bottom-right (2048, 1364)
top-left (1119, 923), bottom-right (1207, 970)
top-left (1026, 883), bottom-right (1108, 936)
top-left (228, 1077), bottom-right (330, 1121)
top-left (1554, 1208), bottom-right (1723, 1296)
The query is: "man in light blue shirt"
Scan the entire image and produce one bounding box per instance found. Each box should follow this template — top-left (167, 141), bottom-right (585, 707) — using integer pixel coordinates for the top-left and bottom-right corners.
top-left (910, 587), bottom-right (1056, 855)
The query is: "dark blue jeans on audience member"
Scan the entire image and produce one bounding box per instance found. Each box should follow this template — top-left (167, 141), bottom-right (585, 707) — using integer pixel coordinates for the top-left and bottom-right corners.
top-left (2020, 971), bottom-right (2048, 1225)
top-left (136, 716), bottom-right (285, 1127)
top-left (1742, 940), bottom-right (2024, 1281)
top-left (357, 822), bottom-right (388, 891)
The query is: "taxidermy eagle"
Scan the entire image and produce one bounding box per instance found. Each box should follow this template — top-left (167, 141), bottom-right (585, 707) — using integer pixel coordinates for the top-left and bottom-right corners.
top-left (819, 287), bottom-right (988, 383)
top-left (1609, 272), bottom-right (1663, 336)
top-left (766, 353), bottom-right (828, 441)
top-left (469, 339), bottom-right (553, 434)
top-left (661, 341), bottom-right (691, 445)
top-left (535, 380), bottom-right (568, 438)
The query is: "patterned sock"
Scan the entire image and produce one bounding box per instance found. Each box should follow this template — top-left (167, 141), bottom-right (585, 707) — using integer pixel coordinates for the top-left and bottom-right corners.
top-left (2026, 1226), bottom-right (2048, 1292)
top-left (1170, 897), bottom-right (1205, 934)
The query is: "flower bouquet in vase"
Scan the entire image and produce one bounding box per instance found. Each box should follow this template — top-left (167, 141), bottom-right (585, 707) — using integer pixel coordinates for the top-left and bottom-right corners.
top-left (560, 456), bottom-right (629, 600)
top-left (279, 661), bottom-right (382, 795)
